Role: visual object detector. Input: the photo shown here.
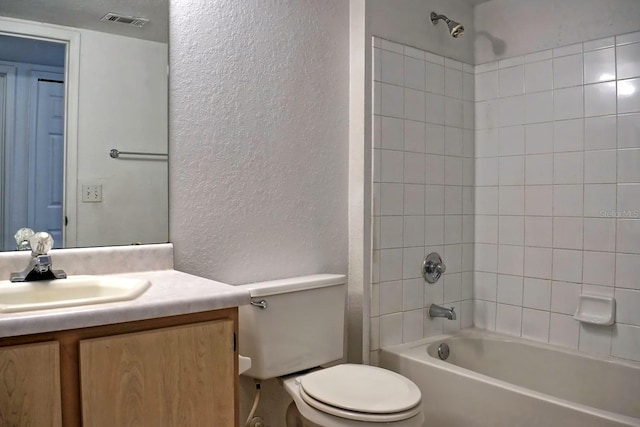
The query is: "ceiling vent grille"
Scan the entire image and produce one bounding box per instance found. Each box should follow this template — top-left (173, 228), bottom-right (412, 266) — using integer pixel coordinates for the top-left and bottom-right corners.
top-left (100, 13), bottom-right (149, 28)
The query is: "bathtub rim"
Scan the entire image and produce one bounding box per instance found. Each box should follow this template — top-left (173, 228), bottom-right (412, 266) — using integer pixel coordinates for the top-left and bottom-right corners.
top-left (379, 328), bottom-right (640, 427)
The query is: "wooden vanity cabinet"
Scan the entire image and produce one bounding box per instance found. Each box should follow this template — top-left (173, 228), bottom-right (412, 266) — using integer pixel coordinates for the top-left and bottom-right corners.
top-left (0, 308), bottom-right (238, 427)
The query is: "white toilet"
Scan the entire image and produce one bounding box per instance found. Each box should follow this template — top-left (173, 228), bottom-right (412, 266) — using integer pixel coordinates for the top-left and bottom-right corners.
top-left (238, 274), bottom-right (424, 427)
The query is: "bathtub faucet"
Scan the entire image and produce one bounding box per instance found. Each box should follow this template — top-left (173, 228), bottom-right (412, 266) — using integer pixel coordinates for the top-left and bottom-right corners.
top-left (429, 304), bottom-right (456, 320)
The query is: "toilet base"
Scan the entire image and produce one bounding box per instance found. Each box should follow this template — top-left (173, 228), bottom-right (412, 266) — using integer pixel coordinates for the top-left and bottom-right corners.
top-left (286, 402), bottom-right (322, 427)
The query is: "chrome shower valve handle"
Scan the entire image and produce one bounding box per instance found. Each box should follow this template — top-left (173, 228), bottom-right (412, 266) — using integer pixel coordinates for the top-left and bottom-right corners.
top-left (422, 252), bottom-right (446, 283)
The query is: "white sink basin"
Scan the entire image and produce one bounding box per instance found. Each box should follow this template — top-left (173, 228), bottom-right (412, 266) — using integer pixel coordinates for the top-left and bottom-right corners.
top-left (0, 275), bottom-right (151, 313)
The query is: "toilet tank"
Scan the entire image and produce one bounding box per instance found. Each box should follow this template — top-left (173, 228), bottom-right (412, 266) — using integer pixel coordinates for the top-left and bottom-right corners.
top-left (238, 274), bottom-right (346, 380)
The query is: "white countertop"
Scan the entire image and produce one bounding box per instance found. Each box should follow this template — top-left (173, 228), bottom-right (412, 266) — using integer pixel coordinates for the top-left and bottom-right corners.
top-left (0, 269), bottom-right (251, 338)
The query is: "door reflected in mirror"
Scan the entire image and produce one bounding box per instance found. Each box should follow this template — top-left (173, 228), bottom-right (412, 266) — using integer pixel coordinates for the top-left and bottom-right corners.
top-left (0, 0), bottom-right (168, 251)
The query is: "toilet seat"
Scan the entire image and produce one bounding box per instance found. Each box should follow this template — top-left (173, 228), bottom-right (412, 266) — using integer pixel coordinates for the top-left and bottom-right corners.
top-left (296, 364), bottom-right (422, 423)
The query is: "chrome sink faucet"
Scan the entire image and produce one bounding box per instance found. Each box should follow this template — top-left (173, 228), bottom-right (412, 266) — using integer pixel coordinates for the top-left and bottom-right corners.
top-left (429, 303), bottom-right (456, 320)
top-left (10, 231), bottom-right (67, 282)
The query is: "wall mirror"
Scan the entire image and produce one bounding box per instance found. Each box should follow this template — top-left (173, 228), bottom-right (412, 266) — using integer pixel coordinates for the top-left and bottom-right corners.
top-left (0, 0), bottom-right (168, 251)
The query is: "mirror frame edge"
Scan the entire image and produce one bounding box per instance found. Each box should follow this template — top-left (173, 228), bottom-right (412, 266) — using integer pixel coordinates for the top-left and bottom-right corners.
top-left (0, 16), bottom-right (80, 248)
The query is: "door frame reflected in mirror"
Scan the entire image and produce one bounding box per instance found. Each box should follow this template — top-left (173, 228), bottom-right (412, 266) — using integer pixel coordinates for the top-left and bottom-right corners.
top-left (0, 17), bottom-right (80, 249)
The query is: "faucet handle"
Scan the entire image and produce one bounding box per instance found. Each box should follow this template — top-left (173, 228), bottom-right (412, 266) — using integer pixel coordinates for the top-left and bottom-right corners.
top-left (14, 228), bottom-right (35, 251)
top-left (29, 232), bottom-right (54, 256)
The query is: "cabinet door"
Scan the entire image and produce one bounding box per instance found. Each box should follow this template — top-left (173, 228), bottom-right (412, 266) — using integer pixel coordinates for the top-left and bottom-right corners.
top-left (79, 320), bottom-right (235, 427)
top-left (0, 341), bottom-right (62, 427)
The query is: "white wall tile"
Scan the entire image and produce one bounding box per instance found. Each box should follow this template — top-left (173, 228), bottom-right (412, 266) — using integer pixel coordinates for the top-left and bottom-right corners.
top-left (444, 273), bottom-right (462, 303)
top-left (403, 278), bottom-right (424, 311)
top-left (523, 278), bottom-right (552, 310)
top-left (554, 152), bottom-right (583, 184)
top-left (474, 300), bottom-right (497, 330)
top-left (499, 156), bottom-right (525, 185)
top-left (426, 123), bottom-right (445, 154)
top-left (380, 280), bottom-right (403, 314)
top-left (582, 251), bottom-right (615, 286)
top-left (618, 148), bottom-right (640, 182)
top-left (380, 116), bottom-right (404, 150)
top-left (584, 184), bottom-right (616, 217)
top-left (497, 274), bottom-right (524, 305)
top-left (461, 300), bottom-right (474, 329)
top-left (380, 50), bottom-right (404, 85)
top-left (611, 324), bottom-right (640, 361)
top-left (425, 61), bottom-right (445, 95)
top-left (475, 187), bottom-right (499, 215)
top-left (425, 215), bottom-right (445, 246)
top-left (525, 91), bottom-right (554, 124)
top-left (553, 43), bottom-right (583, 58)
top-left (380, 39), bottom-right (404, 54)
top-left (445, 98), bottom-right (463, 128)
top-left (403, 46), bottom-right (425, 60)
top-left (379, 249), bottom-right (403, 282)
top-left (444, 185), bottom-right (463, 214)
top-left (525, 154), bottom-right (553, 185)
top-left (584, 37), bottom-right (614, 51)
top-left (444, 215), bottom-right (463, 244)
top-left (522, 309), bottom-right (550, 342)
top-left (525, 49), bottom-right (553, 63)
top-left (425, 92), bottom-right (445, 124)
top-left (403, 309), bottom-right (424, 343)
top-left (475, 244), bottom-right (498, 274)
top-left (444, 244), bottom-right (463, 274)
top-left (579, 324), bottom-right (613, 355)
top-left (618, 113), bottom-right (640, 148)
top-left (554, 86), bottom-right (584, 120)
top-left (525, 60), bottom-right (553, 93)
top-left (404, 152), bottom-right (426, 184)
top-left (380, 83), bottom-right (404, 118)
top-left (525, 123), bottom-right (554, 154)
top-left (549, 313), bottom-right (580, 349)
top-left (370, 317), bottom-right (380, 350)
top-left (379, 312), bottom-right (403, 347)
top-left (496, 304), bottom-right (522, 336)
top-left (475, 215), bottom-right (498, 244)
top-left (617, 42), bottom-right (640, 80)
top-left (584, 47), bottom-right (616, 84)
top-left (404, 56), bottom-right (426, 91)
top-left (617, 184), bottom-right (640, 213)
top-left (524, 247), bottom-right (553, 279)
top-left (499, 186), bottom-right (525, 215)
top-left (499, 216), bottom-right (524, 246)
top-left (445, 68), bottom-right (463, 99)
top-left (445, 127), bottom-right (463, 156)
top-left (475, 71), bottom-right (498, 101)
top-left (463, 72), bottom-right (474, 102)
top-left (475, 157), bottom-right (499, 186)
top-left (551, 281), bottom-right (581, 314)
top-left (553, 54), bottom-right (583, 88)
top-left (525, 185), bottom-right (553, 216)
top-left (476, 128), bottom-right (499, 158)
top-left (618, 78), bottom-right (640, 113)
top-left (585, 150), bottom-right (617, 183)
top-left (553, 185), bottom-right (584, 217)
top-left (500, 95), bottom-right (525, 127)
top-left (380, 216), bottom-right (404, 249)
top-left (476, 99), bottom-right (500, 130)
top-left (617, 31), bottom-right (640, 46)
top-left (583, 218), bottom-right (616, 251)
top-left (405, 183), bottom-right (426, 215)
top-left (499, 65), bottom-right (524, 97)
top-left (616, 253), bottom-right (640, 289)
top-left (553, 217), bottom-right (583, 249)
top-left (584, 82), bottom-right (617, 117)
top-left (616, 288), bottom-right (640, 325)
top-left (525, 217), bottom-right (552, 247)
top-left (552, 249), bottom-right (583, 282)
top-left (404, 88), bottom-right (426, 122)
top-left (497, 245), bottom-right (524, 276)
top-left (554, 119), bottom-right (584, 152)
top-left (585, 116), bottom-right (617, 150)
top-left (617, 219), bottom-right (640, 254)
top-left (404, 120), bottom-right (426, 153)
top-left (380, 183), bottom-right (404, 215)
top-left (499, 126), bottom-right (525, 156)
top-left (403, 216), bottom-right (425, 247)
top-left (380, 150), bottom-right (404, 183)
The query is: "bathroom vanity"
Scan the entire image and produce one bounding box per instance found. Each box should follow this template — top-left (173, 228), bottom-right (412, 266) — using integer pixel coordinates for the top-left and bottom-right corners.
top-left (0, 244), bottom-right (250, 427)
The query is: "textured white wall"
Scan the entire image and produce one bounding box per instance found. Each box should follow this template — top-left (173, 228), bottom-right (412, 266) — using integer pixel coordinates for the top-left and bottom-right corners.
top-left (169, 0), bottom-right (349, 286)
top-left (475, 0), bottom-right (640, 63)
top-left (368, 0), bottom-right (475, 64)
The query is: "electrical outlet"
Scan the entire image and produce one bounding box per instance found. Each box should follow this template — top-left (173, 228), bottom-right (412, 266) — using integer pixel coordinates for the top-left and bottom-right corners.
top-left (82, 184), bottom-right (102, 202)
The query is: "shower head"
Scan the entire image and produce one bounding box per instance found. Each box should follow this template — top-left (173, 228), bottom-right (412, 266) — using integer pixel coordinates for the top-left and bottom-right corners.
top-left (430, 12), bottom-right (465, 38)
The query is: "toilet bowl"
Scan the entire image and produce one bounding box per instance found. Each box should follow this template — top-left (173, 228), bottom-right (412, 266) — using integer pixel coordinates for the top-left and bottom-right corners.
top-left (281, 364), bottom-right (424, 427)
top-left (237, 275), bottom-right (424, 427)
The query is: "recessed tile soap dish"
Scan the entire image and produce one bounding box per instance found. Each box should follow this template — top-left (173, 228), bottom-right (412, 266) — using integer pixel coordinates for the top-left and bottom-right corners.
top-left (573, 294), bottom-right (615, 326)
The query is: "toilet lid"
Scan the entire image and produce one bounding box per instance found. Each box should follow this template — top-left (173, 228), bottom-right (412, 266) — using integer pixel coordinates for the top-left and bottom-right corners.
top-left (299, 364), bottom-right (421, 415)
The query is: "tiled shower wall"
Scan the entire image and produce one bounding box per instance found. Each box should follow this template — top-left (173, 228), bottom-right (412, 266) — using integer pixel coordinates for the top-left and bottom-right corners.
top-left (473, 31), bottom-right (640, 362)
top-left (370, 37), bottom-right (475, 360)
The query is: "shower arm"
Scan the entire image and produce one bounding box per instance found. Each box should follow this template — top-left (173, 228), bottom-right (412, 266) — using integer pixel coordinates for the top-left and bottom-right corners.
top-left (430, 13), bottom-right (451, 25)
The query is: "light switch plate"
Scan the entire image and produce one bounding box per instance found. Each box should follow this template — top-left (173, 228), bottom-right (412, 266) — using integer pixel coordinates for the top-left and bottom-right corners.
top-left (82, 184), bottom-right (102, 202)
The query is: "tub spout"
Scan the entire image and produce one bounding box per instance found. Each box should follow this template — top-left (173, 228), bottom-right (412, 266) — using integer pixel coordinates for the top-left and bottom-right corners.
top-left (429, 304), bottom-right (456, 320)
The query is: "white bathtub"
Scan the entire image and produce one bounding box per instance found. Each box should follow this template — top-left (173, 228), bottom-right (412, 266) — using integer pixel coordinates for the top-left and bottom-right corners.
top-left (379, 329), bottom-right (640, 427)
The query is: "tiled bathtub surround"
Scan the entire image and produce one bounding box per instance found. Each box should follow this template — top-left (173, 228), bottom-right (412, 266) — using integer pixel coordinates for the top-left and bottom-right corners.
top-left (474, 31), bottom-right (640, 362)
top-left (371, 37), bottom-right (474, 355)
